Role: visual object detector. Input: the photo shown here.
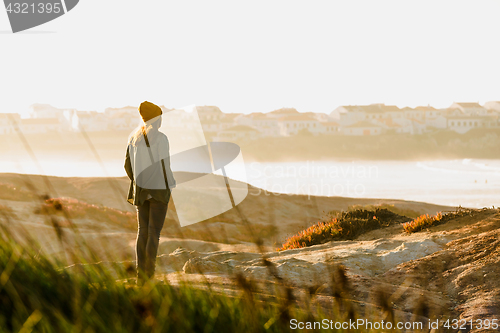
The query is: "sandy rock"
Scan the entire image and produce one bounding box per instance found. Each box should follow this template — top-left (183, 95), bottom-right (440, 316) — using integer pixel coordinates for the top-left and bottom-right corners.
top-left (202, 251), bottom-right (261, 263)
top-left (244, 258), bottom-right (331, 287)
top-left (183, 257), bottom-right (236, 274)
top-left (157, 247), bottom-right (200, 272)
top-left (64, 260), bottom-right (136, 279)
top-left (158, 239), bottom-right (220, 254)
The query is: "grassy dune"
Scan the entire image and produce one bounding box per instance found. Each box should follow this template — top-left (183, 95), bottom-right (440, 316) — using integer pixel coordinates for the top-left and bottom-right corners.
top-left (0, 221), bottom-right (318, 332)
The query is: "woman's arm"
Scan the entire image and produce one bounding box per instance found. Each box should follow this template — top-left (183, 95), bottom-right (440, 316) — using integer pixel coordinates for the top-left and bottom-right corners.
top-left (124, 146), bottom-right (134, 181)
top-left (161, 137), bottom-right (176, 189)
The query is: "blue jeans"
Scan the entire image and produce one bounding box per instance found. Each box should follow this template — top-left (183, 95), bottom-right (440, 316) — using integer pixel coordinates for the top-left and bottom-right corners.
top-left (136, 198), bottom-right (168, 280)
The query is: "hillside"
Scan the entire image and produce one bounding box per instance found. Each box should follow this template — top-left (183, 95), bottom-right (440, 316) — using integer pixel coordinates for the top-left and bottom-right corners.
top-left (1, 173), bottom-right (499, 331)
top-left (0, 172), bottom-right (451, 248)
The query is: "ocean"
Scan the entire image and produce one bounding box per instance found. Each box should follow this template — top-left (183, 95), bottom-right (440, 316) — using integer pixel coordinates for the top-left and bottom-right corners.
top-left (1, 157), bottom-right (498, 208)
top-left (242, 159), bottom-right (500, 208)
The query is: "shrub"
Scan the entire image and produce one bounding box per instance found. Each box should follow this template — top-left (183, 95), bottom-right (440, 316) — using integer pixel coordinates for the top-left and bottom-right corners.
top-left (403, 207), bottom-right (482, 233)
top-left (279, 208), bottom-right (410, 251)
top-left (347, 203), bottom-right (422, 218)
top-left (36, 197), bottom-right (137, 230)
top-left (402, 213), bottom-right (443, 233)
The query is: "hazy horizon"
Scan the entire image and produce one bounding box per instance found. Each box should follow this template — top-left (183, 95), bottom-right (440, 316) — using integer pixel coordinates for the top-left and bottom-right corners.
top-left (2, 1), bottom-right (500, 117)
top-left (3, 99), bottom-right (500, 117)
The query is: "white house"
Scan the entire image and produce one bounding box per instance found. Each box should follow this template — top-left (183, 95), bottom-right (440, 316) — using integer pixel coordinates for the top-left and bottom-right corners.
top-left (162, 108), bottom-right (203, 131)
top-left (234, 113), bottom-right (281, 137)
top-left (104, 106), bottom-right (138, 118)
top-left (20, 118), bottom-right (63, 134)
top-left (278, 114), bottom-right (322, 136)
top-left (29, 104), bottom-right (66, 120)
top-left (375, 118), bottom-right (405, 133)
top-left (335, 104), bottom-right (400, 127)
top-left (213, 125), bottom-right (261, 142)
top-left (382, 107), bottom-right (405, 119)
top-left (107, 112), bottom-right (142, 131)
top-left (235, 113), bottom-right (261, 127)
top-left (334, 105), bottom-right (364, 126)
top-left (320, 121), bottom-right (340, 134)
top-left (448, 102), bottom-right (488, 116)
top-left (196, 106), bottom-right (224, 122)
top-left (484, 101), bottom-right (500, 114)
top-left (343, 120), bottom-right (384, 136)
top-left (402, 107), bottom-right (425, 121)
top-left (221, 113), bottom-right (242, 126)
top-left (303, 112), bottom-right (330, 123)
top-left (266, 107), bottom-right (300, 119)
top-left (415, 106), bottom-right (443, 119)
top-left (249, 114), bottom-right (280, 137)
top-left (64, 110), bottom-right (108, 132)
top-left (446, 115), bottom-right (497, 134)
top-left (425, 115), bottom-right (448, 130)
top-left (374, 117), bottom-right (426, 134)
top-left (201, 120), bottom-right (225, 133)
top-left (28, 103), bottom-right (72, 130)
top-left (0, 113), bottom-right (21, 135)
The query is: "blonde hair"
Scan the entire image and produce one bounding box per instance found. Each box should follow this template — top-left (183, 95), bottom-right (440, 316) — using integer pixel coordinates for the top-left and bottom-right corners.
top-left (130, 118), bottom-right (160, 146)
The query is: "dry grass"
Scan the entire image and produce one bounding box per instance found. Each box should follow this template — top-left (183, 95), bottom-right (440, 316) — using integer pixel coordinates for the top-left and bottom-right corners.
top-left (0, 204), bottom-right (17, 219)
top-left (278, 208), bottom-right (410, 251)
top-left (35, 197), bottom-right (137, 230)
top-left (403, 213), bottom-right (443, 233)
top-left (403, 207), bottom-right (483, 233)
top-left (0, 183), bottom-right (39, 202)
top-left (347, 203), bottom-right (422, 219)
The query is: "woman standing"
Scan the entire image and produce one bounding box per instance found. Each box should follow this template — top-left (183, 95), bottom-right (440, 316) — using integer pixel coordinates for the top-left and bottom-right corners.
top-left (124, 101), bottom-right (176, 285)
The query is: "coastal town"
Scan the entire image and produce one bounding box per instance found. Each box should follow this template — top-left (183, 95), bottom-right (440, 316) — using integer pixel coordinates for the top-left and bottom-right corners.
top-left (1, 101), bottom-right (499, 140)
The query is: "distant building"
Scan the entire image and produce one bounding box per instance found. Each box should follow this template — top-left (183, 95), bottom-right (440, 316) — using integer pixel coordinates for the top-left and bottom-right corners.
top-left (334, 104), bottom-right (401, 127)
top-left (162, 108), bottom-right (201, 130)
top-left (201, 120), bottom-right (224, 133)
top-left (196, 106), bottom-right (224, 122)
top-left (425, 115), bottom-right (448, 130)
top-left (29, 103), bottom-right (66, 120)
top-left (248, 114), bottom-right (281, 137)
top-left (448, 102), bottom-right (488, 116)
top-left (375, 118), bottom-right (404, 133)
top-left (484, 101), bottom-right (500, 114)
top-left (304, 112), bottom-right (331, 123)
top-left (415, 105), bottom-right (443, 119)
top-left (446, 115), bottom-right (497, 134)
top-left (213, 125), bottom-right (261, 142)
top-left (266, 107), bottom-right (300, 119)
top-left (28, 103), bottom-right (71, 130)
top-left (104, 106), bottom-right (138, 118)
top-left (107, 112), bottom-right (141, 131)
top-left (402, 107), bottom-right (425, 121)
top-left (343, 120), bottom-right (383, 136)
top-left (320, 121), bottom-right (340, 134)
top-left (222, 113), bottom-right (242, 123)
top-left (278, 114), bottom-right (322, 136)
top-left (64, 110), bottom-right (108, 132)
top-left (445, 102), bottom-right (498, 133)
top-left (20, 118), bottom-right (63, 134)
top-left (0, 113), bottom-right (21, 135)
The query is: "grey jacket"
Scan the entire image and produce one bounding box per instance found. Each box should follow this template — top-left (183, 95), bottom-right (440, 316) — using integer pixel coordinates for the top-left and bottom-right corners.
top-left (124, 130), bottom-right (176, 206)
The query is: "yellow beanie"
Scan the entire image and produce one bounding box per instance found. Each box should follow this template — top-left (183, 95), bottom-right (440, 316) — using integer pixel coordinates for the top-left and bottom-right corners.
top-left (139, 101), bottom-right (162, 123)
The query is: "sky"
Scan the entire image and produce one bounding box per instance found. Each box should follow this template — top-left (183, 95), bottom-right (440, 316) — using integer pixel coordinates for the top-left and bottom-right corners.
top-left (1, 0), bottom-right (499, 117)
